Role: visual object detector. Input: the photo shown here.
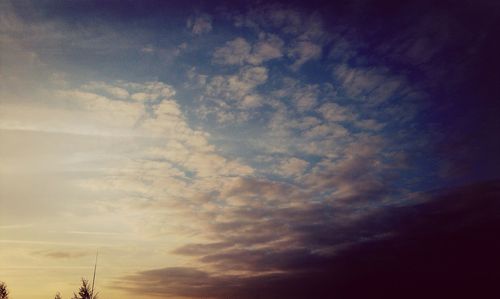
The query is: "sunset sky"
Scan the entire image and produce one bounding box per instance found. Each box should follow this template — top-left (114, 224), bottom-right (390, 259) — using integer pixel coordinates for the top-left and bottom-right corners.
top-left (1, 1), bottom-right (499, 298)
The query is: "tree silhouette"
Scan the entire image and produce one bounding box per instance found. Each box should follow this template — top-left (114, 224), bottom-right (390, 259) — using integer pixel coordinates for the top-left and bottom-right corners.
top-left (0, 282), bottom-right (8, 299)
top-left (72, 279), bottom-right (97, 299)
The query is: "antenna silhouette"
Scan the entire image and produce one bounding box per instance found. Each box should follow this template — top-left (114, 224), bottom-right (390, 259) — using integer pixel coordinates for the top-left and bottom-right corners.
top-left (91, 249), bottom-right (98, 299)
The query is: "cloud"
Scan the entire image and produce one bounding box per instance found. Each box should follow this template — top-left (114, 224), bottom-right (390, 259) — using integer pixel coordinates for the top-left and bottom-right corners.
top-left (187, 14), bottom-right (212, 35)
top-left (171, 242), bottom-right (232, 256)
top-left (317, 102), bottom-right (357, 122)
top-left (118, 180), bottom-right (500, 299)
top-left (277, 157), bottom-right (309, 177)
top-left (247, 33), bottom-right (284, 64)
top-left (213, 37), bottom-right (251, 65)
top-left (205, 66), bottom-right (268, 100)
top-left (0, 82), bottom-right (174, 135)
top-left (270, 79), bottom-right (322, 113)
top-left (220, 177), bottom-right (297, 201)
top-left (1, 79), bottom-right (254, 241)
top-left (333, 64), bottom-right (402, 105)
top-left (0, 92), bottom-right (142, 136)
top-left (0, 80), bottom-right (179, 136)
top-left (108, 118), bottom-right (408, 296)
top-left (231, 5), bottom-right (328, 71)
top-left (233, 4), bottom-right (328, 42)
top-left (197, 66), bottom-right (269, 122)
top-left (288, 41), bottom-right (322, 70)
top-left (240, 94), bottom-right (262, 108)
top-left (33, 250), bottom-right (91, 259)
top-left (355, 118), bottom-right (385, 131)
top-left (56, 90), bottom-right (143, 130)
top-left (303, 135), bottom-right (389, 200)
top-left (292, 84), bottom-right (319, 111)
top-left (3, 2), bottom-right (500, 299)
top-left (213, 34), bottom-right (284, 66)
top-left (82, 81), bottom-right (130, 99)
top-left (302, 123), bottom-right (348, 138)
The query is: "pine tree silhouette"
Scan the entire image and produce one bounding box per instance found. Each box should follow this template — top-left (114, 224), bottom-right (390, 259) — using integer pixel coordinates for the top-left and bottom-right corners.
top-left (72, 279), bottom-right (97, 299)
top-left (0, 282), bottom-right (8, 299)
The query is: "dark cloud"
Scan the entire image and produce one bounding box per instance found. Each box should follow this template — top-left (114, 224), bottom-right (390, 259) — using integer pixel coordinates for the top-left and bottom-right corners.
top-left (322, 0), bottom-right (500, 184)
top-left (172, 242), bottom-right (232, 256)
top-left (118, 180), bottom-right (500, 298)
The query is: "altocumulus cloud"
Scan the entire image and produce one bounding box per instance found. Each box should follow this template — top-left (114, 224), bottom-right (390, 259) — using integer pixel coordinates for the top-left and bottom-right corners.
top-left (1, 0), bottom-right (499, 298)
top-left (115, 1), bottom-right (500, 298)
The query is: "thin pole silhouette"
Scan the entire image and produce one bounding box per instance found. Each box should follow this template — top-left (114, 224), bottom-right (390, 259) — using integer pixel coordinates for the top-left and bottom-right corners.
top-left (91, 249), bottom-right (98, 299)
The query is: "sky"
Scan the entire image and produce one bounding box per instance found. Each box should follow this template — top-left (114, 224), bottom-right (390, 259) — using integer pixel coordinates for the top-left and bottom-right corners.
top-left (1, 0), bottom-right (499, 298)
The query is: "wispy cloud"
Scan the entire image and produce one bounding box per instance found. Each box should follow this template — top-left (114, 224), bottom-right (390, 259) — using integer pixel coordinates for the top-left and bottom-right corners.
top-left (288, 40), bottom-right (322, 70)
top-left (33, 249), bottom-right (92, 259)
top-left (187, 14), bottom-right (213, 35)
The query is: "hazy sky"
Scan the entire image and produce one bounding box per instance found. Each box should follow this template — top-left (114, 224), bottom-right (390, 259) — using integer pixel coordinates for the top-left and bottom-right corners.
top-left (1, 1), bottom-right (499, 298)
